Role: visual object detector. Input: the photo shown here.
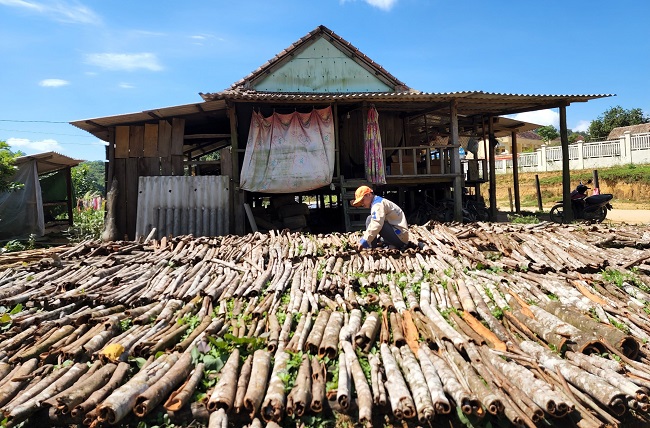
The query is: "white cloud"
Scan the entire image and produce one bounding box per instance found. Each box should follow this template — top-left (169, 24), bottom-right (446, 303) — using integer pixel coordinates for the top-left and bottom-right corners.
top-left (509, 109), bottom-right (559, 128)
top-left (573, 120), bottom-right (590, 133)
top-left (340, 0), bottom-right (397, 11)
top-left (7, 137), bottom-right (63, 154)
top-left (189, 33), bottom-right (223, 45)
top-left (0, 0), bottom-right (100, 24)
top-left (0, 0), bottom-right (43, 11)
top-left (365, 0), bottom-right (397, 10)
top-left (85, 53), bottom-right (163, 72)
top-left (118, 82), bottom-right (134, 89)
top-left (134, 30), bottom-right (164, 37)
top-left (39, 78), bottom-right (69, 87)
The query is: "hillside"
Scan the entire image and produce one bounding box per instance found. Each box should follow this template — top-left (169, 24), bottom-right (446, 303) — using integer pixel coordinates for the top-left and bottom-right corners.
top-left (488, 164), bottom-right (650, 210)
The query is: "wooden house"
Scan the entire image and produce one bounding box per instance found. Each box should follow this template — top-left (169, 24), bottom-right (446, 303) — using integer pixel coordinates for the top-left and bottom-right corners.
top-left (71, 25), bottom-right (610, 239)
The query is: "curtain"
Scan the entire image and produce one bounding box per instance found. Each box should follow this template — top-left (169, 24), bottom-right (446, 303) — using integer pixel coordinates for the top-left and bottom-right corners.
top-left (240, 106), bottom-right (335, 193)
top-left (364, 106), bottom-right (386, 184)
top-left (0, 160), bottom-right (44, 239)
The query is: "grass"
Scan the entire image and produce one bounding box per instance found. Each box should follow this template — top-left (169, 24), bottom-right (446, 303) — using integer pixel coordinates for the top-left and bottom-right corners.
top-left (507, 212), bottom-right (541, 224)
top-left (506, 163), bottom-right (649, 185)
top-left (488, 163), bottom-right (650, 209)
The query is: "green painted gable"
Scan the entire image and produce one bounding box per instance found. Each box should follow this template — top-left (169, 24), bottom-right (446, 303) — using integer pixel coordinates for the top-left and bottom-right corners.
top-left (253, 38), bottom-right (393, 93)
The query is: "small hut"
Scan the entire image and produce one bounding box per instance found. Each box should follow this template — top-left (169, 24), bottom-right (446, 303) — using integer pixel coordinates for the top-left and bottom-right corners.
top-left (0, 151), bottom-right (82, 240)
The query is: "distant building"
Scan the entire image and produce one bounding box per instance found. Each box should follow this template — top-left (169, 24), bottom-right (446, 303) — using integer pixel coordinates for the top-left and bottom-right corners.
top-left (475, 130), bottom-right (544, 158)
top-left (607, 123), bottom-right (650, 139)
top-left (496, 130), bottom-right (544, 155)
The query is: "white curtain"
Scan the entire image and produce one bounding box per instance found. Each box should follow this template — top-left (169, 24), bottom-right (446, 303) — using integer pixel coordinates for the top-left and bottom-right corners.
top-left (240, 106), bottom-right (335, 193)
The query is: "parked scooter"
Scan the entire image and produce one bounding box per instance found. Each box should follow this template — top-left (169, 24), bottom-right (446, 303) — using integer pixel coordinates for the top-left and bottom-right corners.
top-left (549, 179), bottom-right (613, 223)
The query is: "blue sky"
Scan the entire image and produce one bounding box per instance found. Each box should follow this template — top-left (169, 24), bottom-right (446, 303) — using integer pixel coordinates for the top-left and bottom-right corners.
top-left (1, 0), bottom-right (648, 162)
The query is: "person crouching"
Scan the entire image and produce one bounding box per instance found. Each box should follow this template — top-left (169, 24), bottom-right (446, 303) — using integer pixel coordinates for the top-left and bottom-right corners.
top-left (351, 185), bottom-right (409, 251)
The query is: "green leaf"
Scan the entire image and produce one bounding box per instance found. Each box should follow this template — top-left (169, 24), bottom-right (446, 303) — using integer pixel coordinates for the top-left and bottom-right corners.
top-left (190, 346), bottom-right (201, 364)
top-left (202, 354), bottom-right (224, 372)
top-left (9, 304), bottom-right (22, 315)
top-left (0, 314), bottom-right (10, 324)
top-left (132, 357), bottom-right (147, 369)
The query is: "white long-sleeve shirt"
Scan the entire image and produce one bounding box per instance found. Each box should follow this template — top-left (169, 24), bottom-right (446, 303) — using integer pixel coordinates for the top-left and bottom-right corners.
top-left (361, 196), bottom-right (409, 247)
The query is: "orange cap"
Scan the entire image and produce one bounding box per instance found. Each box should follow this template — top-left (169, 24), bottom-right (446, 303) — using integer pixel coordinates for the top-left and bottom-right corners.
top-left (351, 185), bottom-right (373, 206)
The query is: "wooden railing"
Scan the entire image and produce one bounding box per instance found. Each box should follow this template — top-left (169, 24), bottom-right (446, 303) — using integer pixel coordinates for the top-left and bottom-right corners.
top-left (383, 145), bottom-right (456, 176)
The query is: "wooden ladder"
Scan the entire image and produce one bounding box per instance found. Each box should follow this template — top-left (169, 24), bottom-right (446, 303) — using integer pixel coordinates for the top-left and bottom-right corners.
top-left (340, 176), bottom-right (371, 232)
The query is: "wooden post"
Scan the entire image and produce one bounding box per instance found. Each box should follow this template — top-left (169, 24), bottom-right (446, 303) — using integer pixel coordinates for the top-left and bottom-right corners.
top-left (560, 104), bottom-right (573, 222)
top-left (488, 119), bottom-right (497, 221)
top-left (511, 130), bottom-right (521, 213)
top-left (227, 101), bottom-right (244, 236)
top-left (450, 99), bottom-right (463, 222)
top-left (107, 128), bottom-right (115, 190)
top-left (65, 166), bottom-right (74, 226)
top-left (535, 175), bottom-right (543, 212)
top-left (333, 103), bottom-right (340, 180)
top-left (508, 188), bottom-right (513, 213)
top-left (593, 169), bottom-right (600, 190)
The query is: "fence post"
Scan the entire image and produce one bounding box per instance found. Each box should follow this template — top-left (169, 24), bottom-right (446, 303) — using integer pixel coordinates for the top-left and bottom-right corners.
top-left (623, 131), bottom-right (632, 164)
top-left (540, 145), bottom-right (547, 172)
top-left (535, 174), bottom-right (543, 211)
top-left (577, 142), bottom-right (584, 170)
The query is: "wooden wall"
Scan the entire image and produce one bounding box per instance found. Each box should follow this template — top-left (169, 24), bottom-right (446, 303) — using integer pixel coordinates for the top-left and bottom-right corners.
top-left (111, 118), bottom-right (185, 239)
top-left (338, 109), bottom-right (404, 180)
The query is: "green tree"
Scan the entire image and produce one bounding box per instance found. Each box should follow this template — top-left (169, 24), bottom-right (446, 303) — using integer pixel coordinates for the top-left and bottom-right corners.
top-left (535, 125), bottom-right (559, 144)
top-left (72, 161), bottom-right (105, 200)
top-left (568, 130), bottom-right (587, 144)
top-left (0, 141), bottom-right (21, 192)
top-left (588, 105), bottom-right (649, 141)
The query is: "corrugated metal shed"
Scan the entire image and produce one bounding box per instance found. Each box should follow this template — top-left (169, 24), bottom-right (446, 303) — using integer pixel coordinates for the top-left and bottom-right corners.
top-left (135, 176), bottom-right (230, 240)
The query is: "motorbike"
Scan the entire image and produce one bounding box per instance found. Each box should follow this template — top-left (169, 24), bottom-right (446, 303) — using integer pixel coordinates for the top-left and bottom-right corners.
top-left (549, 179), bottom-right (613, 223)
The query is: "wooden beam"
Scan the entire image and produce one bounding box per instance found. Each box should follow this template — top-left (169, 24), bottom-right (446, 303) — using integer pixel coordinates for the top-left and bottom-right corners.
top-left (65, 166), bottom-right (74, 226)
top-left (107, 128), bottom-right (115, 187)
top-left (560, 104), bottom-right (573, 222)
top-left (184, 133), bottom-right (231, 140)
top-left (333, 103), bottom-right (340, 180)
top-left (488, 119), bottom-right (497, 220)
top-left (228, 101), bottom-right (243, 235)
top-left (449, 99), bottom-right (463, 222)
top-left (511, 131), bottom-right (521, 213)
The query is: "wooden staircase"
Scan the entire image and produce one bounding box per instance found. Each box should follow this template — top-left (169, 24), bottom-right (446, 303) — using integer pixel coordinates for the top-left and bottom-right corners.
top-left (340, 176), bottom-right (371, 232)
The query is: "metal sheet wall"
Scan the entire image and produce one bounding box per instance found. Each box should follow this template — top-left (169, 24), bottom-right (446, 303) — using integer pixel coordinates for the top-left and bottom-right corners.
top-left (135, 176), bottom-right (230, 240)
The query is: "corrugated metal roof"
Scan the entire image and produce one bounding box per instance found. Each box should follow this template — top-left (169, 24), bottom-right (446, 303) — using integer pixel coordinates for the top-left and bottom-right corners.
top-left (71, 90), bottom-right (613, 143)
top-left (202, 89), bottom-right (613, 103)
top-left (14, 151), bottom-right (84, 174)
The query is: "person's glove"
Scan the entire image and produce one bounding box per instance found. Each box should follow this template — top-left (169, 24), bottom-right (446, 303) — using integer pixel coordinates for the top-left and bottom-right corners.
top-left (358, 238), bottom-right (370, 250)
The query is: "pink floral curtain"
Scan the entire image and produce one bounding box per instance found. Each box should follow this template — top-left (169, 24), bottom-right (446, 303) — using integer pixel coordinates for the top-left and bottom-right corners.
top-left (364, 106), bottom-right (386, 184)
top-left (240, 107), bottom-right (335, 193)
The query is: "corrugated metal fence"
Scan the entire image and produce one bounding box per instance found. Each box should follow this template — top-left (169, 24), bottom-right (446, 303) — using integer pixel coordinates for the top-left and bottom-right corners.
top-left (135, 176), bottom-right (230, 240)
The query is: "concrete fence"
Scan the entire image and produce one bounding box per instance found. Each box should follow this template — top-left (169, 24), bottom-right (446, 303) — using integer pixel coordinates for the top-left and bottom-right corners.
top-left (495, 131), bottom-right (650, 173)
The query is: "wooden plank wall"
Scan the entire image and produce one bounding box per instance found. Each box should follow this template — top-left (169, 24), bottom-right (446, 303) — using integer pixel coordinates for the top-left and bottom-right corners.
top-left (112, 119), bottom-right (185, 239)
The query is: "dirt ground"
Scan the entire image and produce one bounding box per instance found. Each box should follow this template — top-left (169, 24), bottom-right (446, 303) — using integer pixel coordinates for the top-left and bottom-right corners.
top-left (497, 202), bottom-right (649, 225)
top-left (603, 206), bottom-right (650, 225)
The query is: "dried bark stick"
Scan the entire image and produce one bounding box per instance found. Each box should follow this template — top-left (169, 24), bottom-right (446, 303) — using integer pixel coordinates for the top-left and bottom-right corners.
top-left (163, 362), bottom-right (205, 413)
